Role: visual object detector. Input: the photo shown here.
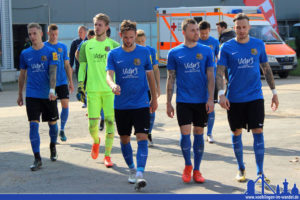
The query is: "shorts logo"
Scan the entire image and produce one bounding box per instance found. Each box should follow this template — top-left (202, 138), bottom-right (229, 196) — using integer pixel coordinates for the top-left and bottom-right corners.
top-left (58, 48), bottom-right (63, 53)
top-left (52, 52), bottom-right (58, 61)
top-left (251, 48), bottom-right (257, 55)
top-left (196, 53), bottom-right (203, 60)
top-left (41, 55), bottom-right (47, 61)
top-left (134, 58), bottom-right (141, 66)
top-left (105, 46), bottom-right (111, 52)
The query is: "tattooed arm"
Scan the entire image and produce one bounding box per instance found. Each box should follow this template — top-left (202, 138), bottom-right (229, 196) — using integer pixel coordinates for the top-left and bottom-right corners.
top-left (166, 70), bottom-right (176, 118)
top-left (49, 64), bottom-right (57, 101)
top-left (216, 65), bottom-right (230, 110)
top-left (261, 62), bottom-right (279, 111)
top-left (206, 67), bottom-right (215, 113)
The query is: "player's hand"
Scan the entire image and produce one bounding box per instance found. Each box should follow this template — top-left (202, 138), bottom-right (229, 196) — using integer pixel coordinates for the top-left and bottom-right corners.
top-left (112, 85), bottom-right (121, 95)
top-left (271, 94), bottom-right (279, 111)
top-left (219, 95), bottom-right (230, 110)
top-left (206, 98), bottom-right (214, 114)
top-left (69, 81), bottom-right (74, 94)
top-left (49, 93), bottom-right (57, 101)
top-left (156, 87), bottom-right (161, 98)
top-left (166, 102), bottom-right (174, 118)
top-left (17, 94), bottom-right (23, 106)
top-left (76, 81), bottom-right (86, 103)
top-left (150, 98), bottom-right (158, 113)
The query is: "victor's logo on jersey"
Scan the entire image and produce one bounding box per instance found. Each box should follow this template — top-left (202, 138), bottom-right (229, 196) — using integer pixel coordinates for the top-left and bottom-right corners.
top-left (52, 52), bottom-right (58, 61)
top-left (196, 53), bottom-right (203, 60)
top-left (58, 48), bottom-right (63, 53)
top-left (105, 46), bottom-right (110, 52)
top-left (251, 48), bottom-right (258, 55)
top-left (122, 67), bottom-right (139, 79)
top-left (41, 56), bottom-right (47, 61)
top-left (94, 53), bottom-right (107, 61)
top-left (134, 58), bottom-right (141, 66)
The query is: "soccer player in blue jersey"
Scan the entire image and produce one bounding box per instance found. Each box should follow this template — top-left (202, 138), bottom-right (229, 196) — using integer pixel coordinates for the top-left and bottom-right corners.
top-left (198, 21), bottom-right (219, 144)
top-left (166, 18), bottom-right (215, 183)
top-left (107, 20), bottom-right (158, 191)
top-left (135, 29), bottom-right (161, 147)
top-left (45, 24), bottom-right (74, 142)
top-left (216, 13), bottom-right (279, 183)
top-left (17, 23), bottom-right (59, 171)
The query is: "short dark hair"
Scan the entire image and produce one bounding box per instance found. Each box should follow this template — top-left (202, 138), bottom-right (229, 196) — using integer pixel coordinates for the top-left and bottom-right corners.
top-left (48, 24), bottom-right (58, 32)
top-left (182, 18), bottom-right (197, 31)
top-left (233, 13), bottom-right (250, 22)
top-left (199, 21), bottom-right (211, 30)
top-left (87, 29), bottom-right (95, 36)
top-left (216, 21), bottom-right (227, 29)
top-left (120, 20), bottom-right (137, 33)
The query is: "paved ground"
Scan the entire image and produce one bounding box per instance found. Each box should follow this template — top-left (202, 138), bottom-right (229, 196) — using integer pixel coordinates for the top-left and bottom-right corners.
top-left (0, 72), bottom-right (299, 194)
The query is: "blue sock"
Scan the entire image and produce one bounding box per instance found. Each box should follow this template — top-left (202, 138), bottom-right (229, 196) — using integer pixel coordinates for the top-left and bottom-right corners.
top-left (121, 142), bottom-right (135, 169)
top-left (232, 134), bottom-right (245, 171)
top-left (253, 133), bottom-right (265, 175)
top-left (149, 112), bottom-right (155, 134)
top-left (60, 107), bottom-right (69, 131)
top-left (193, 134), bottom-right (204, 170)
top-left (49, 123), bottom-right (58, 144)
top-left (180, 134), bottom-right (192, 166)
top-left (100, 109), bottom-right (104, 120)
top-left (207, 111), bottom-right (215, 136)
top-left (136, 140), bottom-right (148, 172)
top-left (29, 122), bottom-right (40, 153)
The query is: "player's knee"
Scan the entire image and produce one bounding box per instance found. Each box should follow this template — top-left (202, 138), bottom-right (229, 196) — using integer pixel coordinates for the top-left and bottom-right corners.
top-left (105, 116), bottom-right (114, 126)
top-left (89, 120), bottom-right (98, 132)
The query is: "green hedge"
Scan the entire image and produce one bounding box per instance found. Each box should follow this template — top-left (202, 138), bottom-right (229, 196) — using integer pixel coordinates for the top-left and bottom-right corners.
top-left (290, 58), bottom-right (300, 76)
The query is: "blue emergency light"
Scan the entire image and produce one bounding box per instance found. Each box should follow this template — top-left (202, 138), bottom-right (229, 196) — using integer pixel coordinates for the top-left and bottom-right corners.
top-left (230, 9), bottom-right (243, 14)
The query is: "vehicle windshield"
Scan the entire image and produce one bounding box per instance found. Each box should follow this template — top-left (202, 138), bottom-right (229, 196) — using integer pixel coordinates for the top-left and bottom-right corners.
top-left (249, 25), bottom-right (283, 43)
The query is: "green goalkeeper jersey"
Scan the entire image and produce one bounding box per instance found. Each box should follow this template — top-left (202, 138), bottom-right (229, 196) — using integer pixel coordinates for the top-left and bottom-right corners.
top-left (78, 37), bottom-right (120, 92)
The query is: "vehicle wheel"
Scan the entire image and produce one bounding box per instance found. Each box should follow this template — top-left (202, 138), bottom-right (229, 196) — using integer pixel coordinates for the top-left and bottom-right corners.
top-left (278, 72), bottom-right (289, 79)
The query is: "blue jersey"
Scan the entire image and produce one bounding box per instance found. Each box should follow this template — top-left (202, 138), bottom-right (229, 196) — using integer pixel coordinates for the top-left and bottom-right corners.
top-left (145, 46), bottom-right (158, 66)
top-left (217, 37), bottom-right (268, 103)
top-left (167, 43), bottom-right (214, 103)
top-left (44, 42), bottom-right (69, 86)
top-left (106, 44), bottom-right (152, 110)
top-left (198, 36), bottom-right (219, 60)
top-left (20, 45), bottom-right (58, 99)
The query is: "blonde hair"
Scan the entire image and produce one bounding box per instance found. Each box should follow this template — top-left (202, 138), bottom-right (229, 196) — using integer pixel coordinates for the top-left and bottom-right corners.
top-left (137, 29), bottom-right (146, 37)
top-left (93, 13), bottom-right (110, 25)
top-left (120, 20), bottom-right (137, 33)
top-left (27, 23), bottom-right (42, 31)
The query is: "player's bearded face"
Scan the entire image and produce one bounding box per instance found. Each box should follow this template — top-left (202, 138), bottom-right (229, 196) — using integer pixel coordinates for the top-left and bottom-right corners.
top-left (234, 19), bottom-right (250, 40)
top-left (122, 30), bottom-right (136, 48)
top-left (94, 20), bottom-right (107, 37)
top-left (184, 24), bottom-right (199, 43)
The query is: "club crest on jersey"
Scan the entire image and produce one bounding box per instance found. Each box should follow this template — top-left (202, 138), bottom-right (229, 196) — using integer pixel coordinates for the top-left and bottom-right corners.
top-left (58, 48), bottom-right (63, 53)
top-left (251, 48), bottom-right (258, 55)
top-left (41, 56), bottom-right (47, 61)
top-left (196, 53), bottom-right (203, 60)
top-left (134, 58), bottom-right (141, 66)
top-left (105, 46), bottom-right (110, 52)
top-left (52, 52), bottom-right (58, 61)
top-left (209, 45), bottom-right (213, 50)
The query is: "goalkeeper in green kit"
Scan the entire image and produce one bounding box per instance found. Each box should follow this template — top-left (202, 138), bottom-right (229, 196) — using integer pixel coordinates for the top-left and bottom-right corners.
top-left (77, 13), bottom-right (119, 167)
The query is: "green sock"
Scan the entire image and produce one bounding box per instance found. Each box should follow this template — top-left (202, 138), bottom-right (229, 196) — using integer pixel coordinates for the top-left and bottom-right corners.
top-left (104, 117), bottom-right (114, 156)
top-left (89, 119), bottom-right (99, 144)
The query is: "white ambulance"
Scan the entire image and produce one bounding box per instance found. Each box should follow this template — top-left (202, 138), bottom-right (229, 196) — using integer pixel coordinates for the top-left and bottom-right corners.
top-left (156, 6), bottom-right (297, 78)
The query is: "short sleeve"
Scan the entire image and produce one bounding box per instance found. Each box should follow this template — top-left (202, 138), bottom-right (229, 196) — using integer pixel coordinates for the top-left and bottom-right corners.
top-left (217, 45), bottom-right (228, 67)
top-left (206, 48), bottom-right (215, 68)
top-left (19, 51), bottom-right (27, 69)
top-left (259, 41), bottom-right (268, 63)
top-left (63, 44), bottom-right (69, 61)
top-left (106, 51), bottom-right (115, 71)
top-left (166, 50), bottom-right (176, 70)
top-left (145, 50), bottom-right (153, 71)
top-left (151, 48), bottom-right (158, 65)
top-left (79, 42), bottom-right (87, 62)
